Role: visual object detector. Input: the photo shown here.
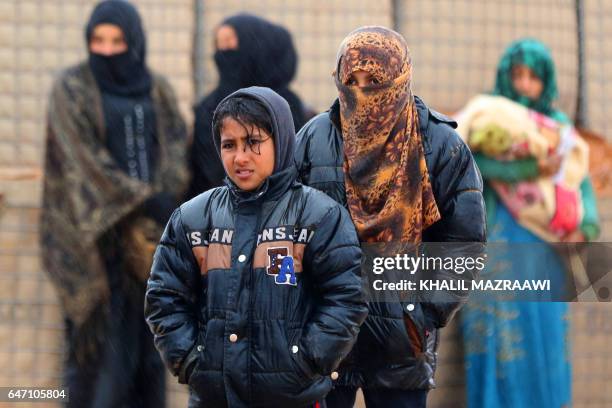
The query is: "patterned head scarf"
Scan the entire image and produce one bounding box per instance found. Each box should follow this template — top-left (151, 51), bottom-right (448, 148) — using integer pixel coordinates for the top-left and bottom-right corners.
top-left (493, 38), bottom-right (561, 119)
top-left (334, 26), bottom-right (440, 243)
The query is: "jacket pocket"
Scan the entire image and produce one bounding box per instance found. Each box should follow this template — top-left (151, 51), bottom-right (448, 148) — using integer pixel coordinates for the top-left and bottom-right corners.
top-left (402, 304), bottom-right (427, 357)
top-left (184, 326), bottom-right (208, 385)
top-left (403, 314), bottom-right (424, 356)
top-left (179, 344), bottom-right (200, 385)
top-left (286, 327), bottom-right (318, 382)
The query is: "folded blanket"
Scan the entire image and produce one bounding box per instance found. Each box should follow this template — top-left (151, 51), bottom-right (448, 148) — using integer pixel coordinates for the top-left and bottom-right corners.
top-left (456, 94), bottom-right (589, 241)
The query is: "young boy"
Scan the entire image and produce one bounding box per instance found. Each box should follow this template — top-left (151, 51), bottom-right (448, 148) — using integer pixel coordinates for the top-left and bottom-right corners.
top-left (145, 86), bottom-right (368, 407)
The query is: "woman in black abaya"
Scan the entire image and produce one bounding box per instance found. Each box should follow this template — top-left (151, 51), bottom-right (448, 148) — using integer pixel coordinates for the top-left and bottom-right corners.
top-left (41, 1), bottom-right (188, 406)
top-left (187, 13), bottom-right (308, 198)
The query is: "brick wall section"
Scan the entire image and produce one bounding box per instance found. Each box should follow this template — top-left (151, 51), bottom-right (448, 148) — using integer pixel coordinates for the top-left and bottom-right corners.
top-left (396, 0), bottom-right (579, 119)
top-left (597, 197), bottom-right (612, 242)
top-left (570, 303), bottom-right (612, 407)
top-left (0, 1), bottom-right (64, 405)
top-left (583, 0), bottom-right (612, 253)
top-left (583, 0), bottom-right (612, 143)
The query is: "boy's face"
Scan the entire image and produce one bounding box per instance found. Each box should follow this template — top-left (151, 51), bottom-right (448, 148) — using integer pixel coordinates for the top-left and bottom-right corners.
top-left (220, 117), bottom-right (275, 191)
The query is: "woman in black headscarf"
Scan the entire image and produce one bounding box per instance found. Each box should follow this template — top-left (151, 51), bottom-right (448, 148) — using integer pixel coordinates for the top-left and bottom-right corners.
top-left (41, 1), bottom-right (188, 407)
top-left (187, 13), bottom-right (308, 198)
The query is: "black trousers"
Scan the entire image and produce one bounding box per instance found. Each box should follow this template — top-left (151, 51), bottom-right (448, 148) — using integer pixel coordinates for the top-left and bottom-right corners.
top-left (63, 259), bottom-right (165, 408)
top-left (326, 386), bottom-right (427, 408)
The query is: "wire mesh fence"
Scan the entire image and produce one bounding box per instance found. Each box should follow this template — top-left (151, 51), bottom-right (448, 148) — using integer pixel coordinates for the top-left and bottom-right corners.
top-left (0, 1), bottom-right (610, 407)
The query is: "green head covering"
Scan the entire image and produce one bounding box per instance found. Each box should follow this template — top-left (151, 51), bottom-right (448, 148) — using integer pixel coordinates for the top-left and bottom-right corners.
top-left (493, 38), bottom-right (567, 122)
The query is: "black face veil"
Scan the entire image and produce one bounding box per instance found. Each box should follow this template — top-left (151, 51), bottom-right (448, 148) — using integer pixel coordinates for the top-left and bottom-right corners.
top-left (85, 0), bottom-right (152, 96)
top-left (214, 13), bottom-right (298, 92)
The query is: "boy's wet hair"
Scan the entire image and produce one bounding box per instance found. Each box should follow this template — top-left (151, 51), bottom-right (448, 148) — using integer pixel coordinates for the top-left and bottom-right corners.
top-left (213, 96), bottom-right (274, 145)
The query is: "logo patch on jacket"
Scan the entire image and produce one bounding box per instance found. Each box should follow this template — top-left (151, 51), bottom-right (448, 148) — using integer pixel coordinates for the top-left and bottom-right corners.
top-left (187, 227), bottom-right (233, 275)
top-left (256, 227), bottom-right (314, 246)
top-left (266, 247), bottom-right (297, 286)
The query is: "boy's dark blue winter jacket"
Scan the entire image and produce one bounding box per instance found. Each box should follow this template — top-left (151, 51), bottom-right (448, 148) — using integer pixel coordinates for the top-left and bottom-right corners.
top-left (145, 87), bottom-right (367, 407)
